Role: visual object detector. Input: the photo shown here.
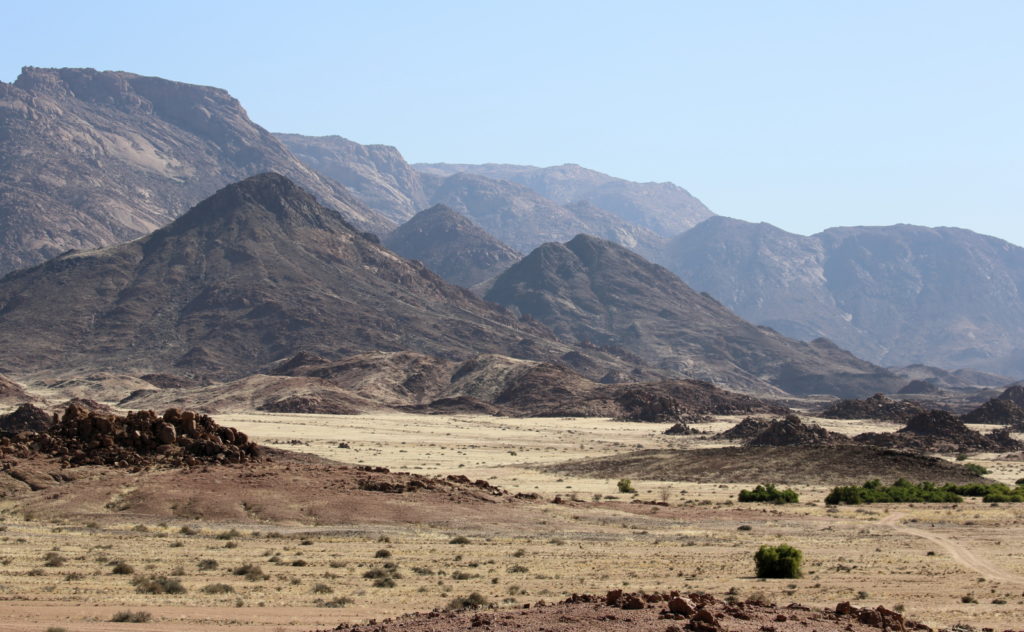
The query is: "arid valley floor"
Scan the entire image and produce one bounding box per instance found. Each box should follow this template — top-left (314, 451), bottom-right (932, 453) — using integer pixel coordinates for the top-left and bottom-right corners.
top-left (2, 410), bottom-right (1024, 631)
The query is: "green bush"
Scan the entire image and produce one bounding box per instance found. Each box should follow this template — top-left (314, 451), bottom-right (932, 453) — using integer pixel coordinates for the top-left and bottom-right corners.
top-left (754, 544), bottom-right (803, 579)
top-left (825, 479), bottom-right (963, 505)
top-left (617, 478), bottom-right (636, 493)
top-left (738, 484), bottom-right (799, 504)
top-left (963, 464), bottom-right (989, 476)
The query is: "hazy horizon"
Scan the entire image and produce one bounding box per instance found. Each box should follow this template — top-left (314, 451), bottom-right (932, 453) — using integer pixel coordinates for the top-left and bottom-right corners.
top-left (4, 0), bottom-right (1021, 246)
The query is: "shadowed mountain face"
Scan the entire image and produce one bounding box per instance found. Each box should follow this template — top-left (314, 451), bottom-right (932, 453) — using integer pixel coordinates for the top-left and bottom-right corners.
top-left (415, 162), bottom-right (714, 236)
top-left (663, 219), bottom-right (1024, 377)
top-left (383, 204), bottom-right (521, 288)
top-left (0, 67), bottom-right (391, 275)
top-left (485, 234), bottom-right (902, 397)
top-left (0, 174), bottom-right (569, 380)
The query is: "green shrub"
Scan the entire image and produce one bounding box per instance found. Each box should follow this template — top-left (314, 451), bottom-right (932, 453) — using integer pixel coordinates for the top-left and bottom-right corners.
top-left (617, 478), bottom-right (636, 493)
top-left (825, 479), bottom-right (963, 505)
top-left (963, 464), bottom-right (989, 476)
top-left (738, 484), bottom-right (799, 504)
top-left (754, 544), bottom-right (803, 579)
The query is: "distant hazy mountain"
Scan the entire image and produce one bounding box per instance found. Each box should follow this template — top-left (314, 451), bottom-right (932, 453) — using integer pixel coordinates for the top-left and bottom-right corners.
top-left (277, 134), bottom-right (671, 255)
top-left (0, 67), bottom-right (390, 275)
top-left (486, 234), bottom-right (902, 397)
top-left (383, 204), bottom-right (521, 288)
top-left (416, 162), bottom-right (714, 236)
top-left (663, 219), bottom-right (1024, 377)
top-left (276, 133), bottom-right (429, 222)
top-left (0, 174), bottom-right (570, 379)
top-left (428, 173), bottom-right (664, 255)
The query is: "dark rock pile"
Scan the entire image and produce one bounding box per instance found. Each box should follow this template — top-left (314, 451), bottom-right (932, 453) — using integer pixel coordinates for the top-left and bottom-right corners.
top-left (996, 384), bottom-right (1024, 408)
top-left (664, 422), bottom-right (702, 436)
top-left (614, 389), bottom-right (685, 422)
top-left (327, 588), bottom-right (937, 632)
top-left (818, 393), bottom-right (925, 422)
top-left (0, 404), bottom-right (260, 468)
top-left (745, 415), bottom-right (847, 447)
top-left (897, 379), bottom-right (940, 395)
top-left (717, 416), bottom-right (773, 441)
top-left (962, 398), bottom-right (1024, 427)
top-left (258, 395), bottom-right (361, 415)
top-left (856, 410), bottom-right (1022, 453)
top-left (0, 404), bottom-right (53, 434)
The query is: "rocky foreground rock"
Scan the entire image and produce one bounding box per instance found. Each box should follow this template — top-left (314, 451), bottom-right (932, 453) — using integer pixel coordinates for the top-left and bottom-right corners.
top-left (323, 589), bottom-right (955, 632)
top-left (0, 404), bottom-right (260, 468)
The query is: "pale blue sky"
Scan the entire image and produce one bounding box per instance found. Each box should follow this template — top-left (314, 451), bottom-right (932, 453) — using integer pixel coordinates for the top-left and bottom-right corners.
top-left (3, 1), bottom-right (1022, 245)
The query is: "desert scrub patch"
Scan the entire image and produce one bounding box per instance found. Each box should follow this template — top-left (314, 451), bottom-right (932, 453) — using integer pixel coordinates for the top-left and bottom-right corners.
top-left (316, 596), bottom-right (353, 607)
top-left (201, 583), bottom-right (234, 594)
top-left (825, 479), bottom-right (963, 504)
top-left (312, 582), bottom-right (333, 594)
top-left (617, 478), bottom-right (636, 493)
top-left (449, 536), bottom-right (471, 545)
top-left (132, 575), bottom-right (186, 594)
top-left (197, 559), bottom-right (219, 571)
top-left (42, 552), bottom-right (67, 567)
top-left (446, 592), bottom-right (490, 610)
top-left (233, 563), bottom-right (269, 581)
top-left (111, 610), bottom-right (152, 623)
top-left (738, 484), bottom-right (799, 504)
top-left (110, 560), bottom-right (134, 575)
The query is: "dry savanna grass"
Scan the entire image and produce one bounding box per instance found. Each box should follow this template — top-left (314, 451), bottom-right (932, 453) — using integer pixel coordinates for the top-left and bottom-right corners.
top-left (1, 410), bottom-right (1023, 631)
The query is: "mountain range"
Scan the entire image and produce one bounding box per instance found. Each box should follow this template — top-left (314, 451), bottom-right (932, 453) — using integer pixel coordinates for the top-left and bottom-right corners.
top-left (662, 218), bottom-right (1024, 376)
top-left (0, 174), bottom-right (569, 379)
top-left (1, 65), bottom-right (1020, 391)
top-left (0, 67), bottom-right (391, 275)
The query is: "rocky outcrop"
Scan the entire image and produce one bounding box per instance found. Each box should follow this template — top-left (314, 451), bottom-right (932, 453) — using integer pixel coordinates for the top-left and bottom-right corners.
top-left (962, 398), bottom-right (1024, 427)
top-left (745, 415), bottom-right (847, 447)
top-left (818, 393), bottom-right (926, 422)
top-left (0, 404), bottom-right (52, 434)
top-left (856, 410), bottom-right (1023, 453)
top-left (0, 404), bottom-right (260, 468)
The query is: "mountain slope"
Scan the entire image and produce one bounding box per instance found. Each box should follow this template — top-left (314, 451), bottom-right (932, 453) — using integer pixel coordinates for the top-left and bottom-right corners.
top-left (428, 173), bottom-right (664, 255)
top-left (276, 133), bottom-right (428, 222)
top-left (485, 234), bottom-right (902, 397)
top-left (383, 204), bottom-right (521, 288)
top-left (0, 174), bottom-right (567, 379)
top-left (663, 219), bottom-right (1024, 376)
top-left (0, 67), bottom-right (391, 274)
top-left (415, 162), bottom-right (714, 236)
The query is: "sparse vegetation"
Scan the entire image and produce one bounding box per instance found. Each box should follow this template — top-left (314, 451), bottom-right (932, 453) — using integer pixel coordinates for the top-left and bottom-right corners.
top-left (825, 479), bottom-right (963, 504)
top-left (738, 484), bottom-right (799, 504)
top-left (754, 544), bottom-right (803, 579)
top-left (111, 610), bottom-right (152, 622)
top-left (232, 563), bottom-right (269, 581)
top-left (445, 592), bottom-right (490, 610)
top-left (201, 583), bottom-right (234, 594)
top-left (963, 464), bottom-right (989, 476)
top-left (132, 574), bottom-right (186, 594)
top-left (110, 560), bottom-right (134, 575)
top-left (617, 478), bottom-right (636, 493)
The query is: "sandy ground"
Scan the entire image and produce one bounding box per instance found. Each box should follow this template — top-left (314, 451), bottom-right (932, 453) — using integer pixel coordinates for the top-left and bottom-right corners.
top-left (2, 411), bottom-right (1024, 630)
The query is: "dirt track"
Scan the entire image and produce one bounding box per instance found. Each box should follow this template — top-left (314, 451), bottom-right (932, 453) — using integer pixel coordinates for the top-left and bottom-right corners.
top-left (881, 512), bottom-right (1024, 585)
